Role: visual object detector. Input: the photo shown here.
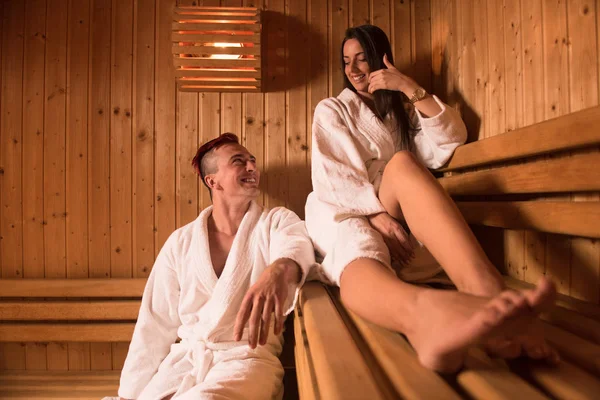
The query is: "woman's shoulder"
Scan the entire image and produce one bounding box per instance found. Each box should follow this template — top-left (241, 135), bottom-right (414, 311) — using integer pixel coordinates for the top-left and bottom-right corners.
top-left (315, 88), bottom-right (356, 115)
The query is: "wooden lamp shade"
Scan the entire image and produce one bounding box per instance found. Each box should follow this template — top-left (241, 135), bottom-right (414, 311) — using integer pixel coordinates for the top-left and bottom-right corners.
top-left (172, 6), bottom-right (262, 92)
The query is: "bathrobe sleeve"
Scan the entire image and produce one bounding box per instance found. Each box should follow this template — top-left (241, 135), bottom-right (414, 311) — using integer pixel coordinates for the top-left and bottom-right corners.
top-left (312, 99), bottom-right (387, 221)
top-left (118, 233), bottom-right (183, 399)
top-left (409, 94), bottom-right (468, 169)
top-left (268, 207), bottom-right (316, 315)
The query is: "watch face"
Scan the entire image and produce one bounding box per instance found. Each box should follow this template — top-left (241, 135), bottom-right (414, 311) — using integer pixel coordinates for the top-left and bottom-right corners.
top-left (416, 88), bottom-right (427, 100)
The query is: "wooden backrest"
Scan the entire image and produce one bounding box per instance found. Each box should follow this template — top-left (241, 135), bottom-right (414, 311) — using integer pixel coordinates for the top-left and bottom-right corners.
top-left (0, 279), bottom-right (147, 342)
top-left (436, 105), bottom-right (600, 238)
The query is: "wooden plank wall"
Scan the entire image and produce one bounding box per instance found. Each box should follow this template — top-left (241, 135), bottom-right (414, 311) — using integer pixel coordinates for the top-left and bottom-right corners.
top-left (0, 0), bottom-right (432, 371)
top-left (430, 0), bottom-right (600, 304)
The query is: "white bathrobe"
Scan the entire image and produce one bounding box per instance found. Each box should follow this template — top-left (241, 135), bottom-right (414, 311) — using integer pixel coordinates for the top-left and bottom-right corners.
top-left (118, 202), bottom-right (314, 400)
top-left (305, 88), bottom-right (467, 285)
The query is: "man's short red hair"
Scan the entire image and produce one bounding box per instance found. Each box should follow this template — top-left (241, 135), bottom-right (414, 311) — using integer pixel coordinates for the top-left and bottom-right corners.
top-left (192, 133), bottom-right (239, 187)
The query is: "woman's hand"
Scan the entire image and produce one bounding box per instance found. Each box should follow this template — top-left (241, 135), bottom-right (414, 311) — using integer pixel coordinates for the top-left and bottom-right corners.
top-left (367, 212), bottom-right (415, 265)
top-left (368, 54), bottom-right (419, 95)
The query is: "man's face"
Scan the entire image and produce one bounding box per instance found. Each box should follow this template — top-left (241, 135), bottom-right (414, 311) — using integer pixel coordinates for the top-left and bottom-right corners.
top-left (207, 143), bottom-right (260, 199)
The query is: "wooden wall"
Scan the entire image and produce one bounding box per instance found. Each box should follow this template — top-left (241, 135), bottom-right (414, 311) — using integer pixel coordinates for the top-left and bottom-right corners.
top-left (0, 0), bottom-right (432, 371)
top-left (429, 0), bottom-right (600, 304)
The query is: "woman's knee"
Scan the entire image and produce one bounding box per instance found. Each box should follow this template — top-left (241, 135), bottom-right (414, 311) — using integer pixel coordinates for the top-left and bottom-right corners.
top-left (388, 150), bottom-right (420, 171)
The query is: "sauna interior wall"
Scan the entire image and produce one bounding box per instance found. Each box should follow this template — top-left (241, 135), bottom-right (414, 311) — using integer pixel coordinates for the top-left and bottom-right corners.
top-left (0, 0), bottom-right (433, 371)
top-left (428, 0), bottom-right (600, 307)
top-left (1, 0), bottom-right (599, 371)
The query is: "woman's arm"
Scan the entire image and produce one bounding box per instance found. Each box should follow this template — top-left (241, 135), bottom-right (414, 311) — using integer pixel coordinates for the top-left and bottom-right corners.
top-left (368, 55), bottom-right (468, 169)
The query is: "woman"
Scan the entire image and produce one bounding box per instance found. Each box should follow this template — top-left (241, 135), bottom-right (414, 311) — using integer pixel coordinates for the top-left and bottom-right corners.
top-left (305, 25), bottom-right (558, 372)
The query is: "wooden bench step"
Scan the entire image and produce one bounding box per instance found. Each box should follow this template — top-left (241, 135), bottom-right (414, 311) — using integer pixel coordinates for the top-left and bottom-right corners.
top-left (327, 287), bottom-right (460, 400)
top-left (458, 348), bottom-right (549, 400)
top-left (513, 359), bottom-right (600, 400)
top-left (0, 323), bottom-right (135, 342)
top-left (296, 282), bottom-right (387, 400)
top-left (0, 371), bottom-right (120, 399)
top-left (0, 301), bottom-right (140, 320)
top-left (0, 279), bottom-right (146, 298)
top-left (0, 390), bottom-right (114, 400)
top-left (0, 370), bottom-right (120, 380)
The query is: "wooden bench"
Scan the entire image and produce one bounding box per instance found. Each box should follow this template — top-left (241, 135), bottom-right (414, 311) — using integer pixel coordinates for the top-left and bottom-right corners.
top-left (0, 278), bottom-right (299, 399)
top-left (0, 278), bottom-right (145, 399)
top-left (295, 105), bottom-right (600, 399)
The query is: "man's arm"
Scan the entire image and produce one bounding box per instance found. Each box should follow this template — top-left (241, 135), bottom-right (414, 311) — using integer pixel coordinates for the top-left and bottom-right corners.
top-left (234, 208), bottom-right (315, 348)
top-left (118, 235), bottom-right (182, 399)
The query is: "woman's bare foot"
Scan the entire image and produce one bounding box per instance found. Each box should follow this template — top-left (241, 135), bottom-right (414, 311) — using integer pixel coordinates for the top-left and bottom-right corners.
top-left (483, 278), bottom-right (560, 364)
top-left (406, 277), bottom-right (556, 373)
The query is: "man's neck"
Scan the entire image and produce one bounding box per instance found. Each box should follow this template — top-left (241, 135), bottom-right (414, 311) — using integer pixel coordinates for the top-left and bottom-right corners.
top-left (209, 196), bottom-right (253, 236)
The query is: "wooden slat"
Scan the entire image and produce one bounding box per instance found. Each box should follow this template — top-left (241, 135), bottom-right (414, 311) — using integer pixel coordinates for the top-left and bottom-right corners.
top-left (0, 371), bottom-right (120, 400)
top-left (294, 307), bottom-right (319, 400)
top-left (543, 322), bottom-right (600, 377)
top-left (0, 323), bottom-right (135, 342)
top-left (439, 151), bottom-right (600, 196)
top-left (176, 0), bottom-right (200, 231)
top-left (0, 390), bottom-right (116, 400)
top-left (329, 0), bottom-right (346, 97)
top-left (286, 0), bottom-right (310, 218)
top-left (299, 283), bottom-right (385, 400)
top-left (178, 85), bottom-right (260, 93)
top-left (343, 305), bottom-right (460, 399)
top-left (0, 380), bottom-right (118, 391)
top-left (264, 0), bottom-right (286, 209)
top-left (1, 0), bottom-right (27, 373)
top-left (22, 0), bottom-right (48, 372)
top-left (172, 22), bottom-right (260, 32)
top-left (0, 279), bottom-right (146, 298)
top-left (456, 201), bottom-right (600, 238)
top-left (133, 0), bottom-right (156, 279)
top-left (172, 45), bottom-right (260, 55)
top-left (173, 14), bottom-right (259, 22)
top-left (512, 359), bottom-right (600, 400)
top-left (175, 69), bottom-right (261, 78)
top-left (177, 78), bottom-right (259, 87)
top-left (504, 276), bottom-right (600, 321)
top-left (540, 302), bottom-right (600, 345)
top-left (0, 370), bottom-right (120, 380)
top-left (0, 300), bottom-right (140, 320)
top-left (155, 0), bottom-right (177, 256)
top-left (457, 348), bottom-right (549, 400)
top-left (175, 6), bottom-right (258, 12)
top-left (88, 0), bottom-right (114, 371)
top-left (172, 33), bottom-right (260, 43)
top-left (173, 57), bottom-right (260, 68)
top-left (441, 105), bottom-right (600, 171)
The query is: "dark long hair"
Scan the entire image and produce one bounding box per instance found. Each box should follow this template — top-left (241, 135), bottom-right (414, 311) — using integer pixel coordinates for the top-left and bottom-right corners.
top-left (341, 25), bottom-right (412, 150)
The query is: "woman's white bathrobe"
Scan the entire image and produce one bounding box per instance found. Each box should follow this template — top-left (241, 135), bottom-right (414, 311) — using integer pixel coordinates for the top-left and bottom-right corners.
top-left (118, 202), bottom-right (314, 400)
top-left (305, 88), bottom-right (467, 285)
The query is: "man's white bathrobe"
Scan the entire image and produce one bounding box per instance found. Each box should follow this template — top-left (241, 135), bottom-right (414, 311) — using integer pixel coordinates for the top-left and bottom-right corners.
top-left (305, 88), bottom-right (467, 285)
top-left (118, 202), bottom-right (314, 400)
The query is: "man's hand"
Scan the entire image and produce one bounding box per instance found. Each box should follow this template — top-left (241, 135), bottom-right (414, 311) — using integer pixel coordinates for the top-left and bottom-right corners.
top-left (233, 259), bottom-right (301, 349)
top-left (367, 212), bottom-right (415, 265)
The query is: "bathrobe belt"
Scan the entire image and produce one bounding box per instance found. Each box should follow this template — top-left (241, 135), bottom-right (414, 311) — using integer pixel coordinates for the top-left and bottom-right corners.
top-left (177, 338), bottom-right (240, 396)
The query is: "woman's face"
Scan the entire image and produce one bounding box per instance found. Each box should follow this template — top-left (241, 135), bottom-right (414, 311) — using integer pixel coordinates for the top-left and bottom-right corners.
top-left (343, 38), bottom-right (370, 93)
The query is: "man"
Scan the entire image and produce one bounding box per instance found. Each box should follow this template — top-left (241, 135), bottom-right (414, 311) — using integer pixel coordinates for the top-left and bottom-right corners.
top-left (114, 133), bottom-right (314, 399)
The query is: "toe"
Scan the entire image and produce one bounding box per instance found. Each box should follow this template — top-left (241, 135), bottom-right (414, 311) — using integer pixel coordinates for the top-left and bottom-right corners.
top-left (525, 278), bottom-right (557, 313)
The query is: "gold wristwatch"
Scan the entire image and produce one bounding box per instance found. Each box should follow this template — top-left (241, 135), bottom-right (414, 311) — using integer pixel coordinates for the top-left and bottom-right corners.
top-left (408, 87), bottom-right (428, 105)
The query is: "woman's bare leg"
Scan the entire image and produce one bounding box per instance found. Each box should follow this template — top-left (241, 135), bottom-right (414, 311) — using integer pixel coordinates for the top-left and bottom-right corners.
top-left (378, 151), bottom-right (504, 296)
top-left (377, 151), bottom-right (557, 361)
top-left (339, 258), bottom-right (556, 372)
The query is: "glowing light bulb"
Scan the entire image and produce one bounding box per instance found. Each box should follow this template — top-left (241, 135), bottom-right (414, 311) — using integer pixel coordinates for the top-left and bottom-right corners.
top-left (210, 42), bottom-right (243, 59)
